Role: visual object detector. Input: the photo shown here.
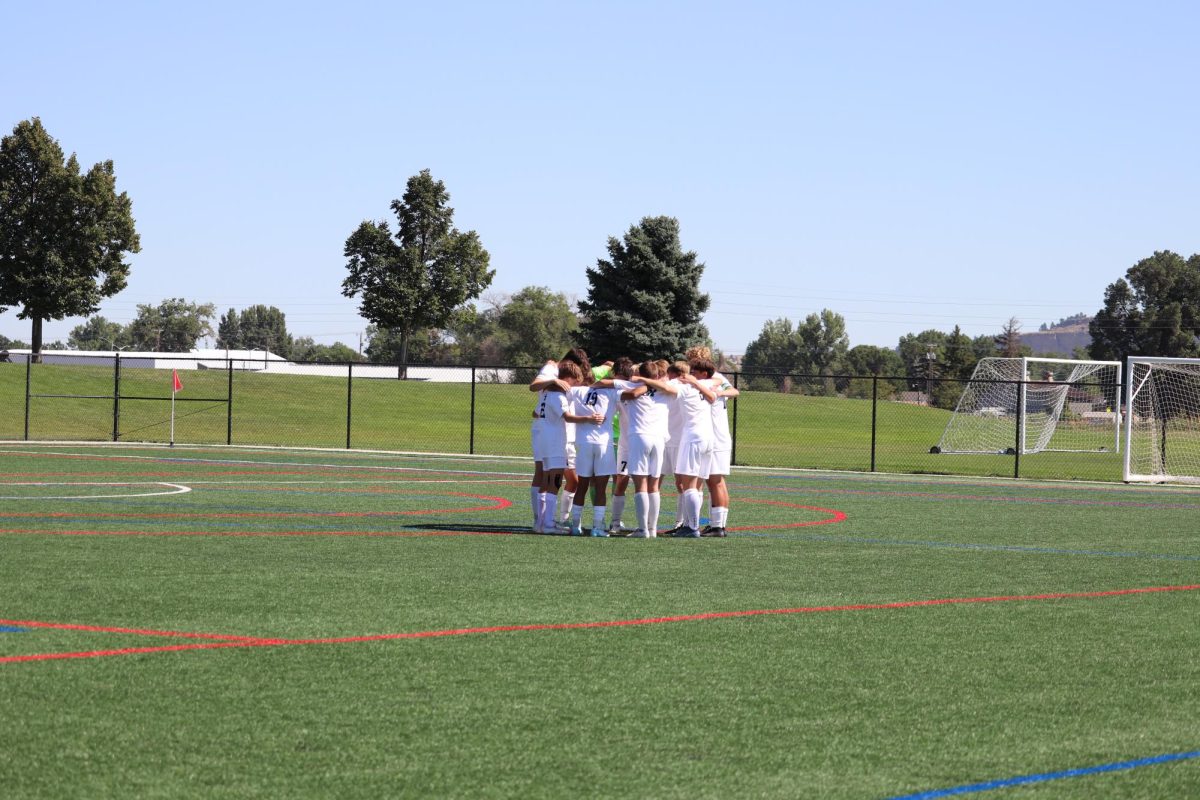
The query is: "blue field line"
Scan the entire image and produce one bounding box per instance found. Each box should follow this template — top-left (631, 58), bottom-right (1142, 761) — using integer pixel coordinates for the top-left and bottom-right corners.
top-left (0, 625), bottom-right (27, 633)
top-left (735, 530), bottom-right (1200, 562)
top-left (886, 750), bottom-right (1200, 799)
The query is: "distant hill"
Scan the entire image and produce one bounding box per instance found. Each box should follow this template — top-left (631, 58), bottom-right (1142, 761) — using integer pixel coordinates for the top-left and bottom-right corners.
top-left (1022, 315), bottom-right (1092, 356)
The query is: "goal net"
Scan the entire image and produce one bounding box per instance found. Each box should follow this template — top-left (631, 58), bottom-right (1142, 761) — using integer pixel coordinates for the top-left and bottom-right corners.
top-left (933, 357), bottom-right (1122, 455)
top-left (1123, 357), bottom-right (1200, 484)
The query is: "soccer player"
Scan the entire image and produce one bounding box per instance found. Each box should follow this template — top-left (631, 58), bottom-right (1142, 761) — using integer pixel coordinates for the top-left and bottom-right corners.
top-left (615, 360), bottom-right (677, 537)
top-left (536, 360), bottom-right (602, 534)
top-left (655, 358), bottom-right (718, 537)
top-left (690, 358), bottom-right (739, 537)
top-left (605, 357), bottom-right (636, 534)
top-left (662, 361), bottom-right (690, 531)
top-left (566, 376), bottom-right (621, 536)
top-left (556, 348), bottom-right (594, 527)
top-left (527, 359), bottom-right (561, 531)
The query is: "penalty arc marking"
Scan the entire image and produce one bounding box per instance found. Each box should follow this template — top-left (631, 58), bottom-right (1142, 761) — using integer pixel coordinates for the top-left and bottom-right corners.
top-left (0, 482), bottom-right (193, 500)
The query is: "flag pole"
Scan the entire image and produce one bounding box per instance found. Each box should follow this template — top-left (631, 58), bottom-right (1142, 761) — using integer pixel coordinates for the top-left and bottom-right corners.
top-left (170, 369), bottom-right (181, 447)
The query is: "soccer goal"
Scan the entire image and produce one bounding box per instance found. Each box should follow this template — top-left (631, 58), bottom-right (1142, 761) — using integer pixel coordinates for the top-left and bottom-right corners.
top-left (932, 357), bottom-right (1122, 455)
top-left (1123, 357), bottom-right (1200, 483)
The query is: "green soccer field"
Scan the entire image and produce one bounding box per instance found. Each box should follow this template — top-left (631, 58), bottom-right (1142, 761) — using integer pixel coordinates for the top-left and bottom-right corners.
top-left (1, 443), bottom-right (1198, 798)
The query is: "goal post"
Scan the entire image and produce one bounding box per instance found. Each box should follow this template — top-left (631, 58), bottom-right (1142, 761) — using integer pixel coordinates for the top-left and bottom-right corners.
top-left (933, 357), bottom-right (1122, 456)
top-left (1123, 357), bottom-right (1200, 484)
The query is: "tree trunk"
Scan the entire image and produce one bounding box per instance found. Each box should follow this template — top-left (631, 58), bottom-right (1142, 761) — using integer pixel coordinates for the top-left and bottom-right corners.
top-left (399, 328), bottom-right (410, 380)
top-left (31, 317), bottom-right (43, 364)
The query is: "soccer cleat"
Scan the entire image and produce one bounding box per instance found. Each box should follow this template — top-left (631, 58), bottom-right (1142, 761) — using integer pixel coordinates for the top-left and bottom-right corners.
top-left (672, 527), bottom-right (701, 538)
top-left (569, 523), bottom-right (584, 536)
top-left (700, 527), bottom-right (727, 538)
top-left (629, 529), bottom-right (649, 538)
top-left (532, 522), bottom-right (543, 534)
top-left (590, 528), bottom-right (609, 537)
top-left (608, 522), bottom-right (631, 534)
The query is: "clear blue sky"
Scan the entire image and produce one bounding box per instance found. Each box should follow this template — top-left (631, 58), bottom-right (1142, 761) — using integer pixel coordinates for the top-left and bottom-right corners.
top-left (4, 1), bottom-right (1199, 354)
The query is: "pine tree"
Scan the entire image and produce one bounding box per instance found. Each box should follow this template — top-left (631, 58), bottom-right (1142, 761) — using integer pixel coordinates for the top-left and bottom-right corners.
top-left (578, 216), bottom-right (709, 361)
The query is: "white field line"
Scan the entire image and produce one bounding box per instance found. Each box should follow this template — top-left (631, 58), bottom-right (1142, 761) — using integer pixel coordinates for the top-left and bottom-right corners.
top-left (0, 482), bottom-right (192, 500)
top-left (180, 479), bottom-right (527, 485)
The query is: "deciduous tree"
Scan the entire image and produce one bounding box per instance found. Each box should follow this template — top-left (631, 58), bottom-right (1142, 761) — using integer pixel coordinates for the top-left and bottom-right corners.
top-left (1089, 250), bottom-right (1200, 361)
top-left (0, 118), bottom-right (140, 360)
top-left (126, 298), bottom-right (215, 352)
top-left (67, 316), bottom-right (128, 351)
top-left (343, 170), bottom-right (493, 377)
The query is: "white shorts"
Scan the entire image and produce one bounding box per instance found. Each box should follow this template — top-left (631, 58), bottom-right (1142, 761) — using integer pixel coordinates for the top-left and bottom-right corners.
top-left (708, 449), bottom-right (731, 476)
top-left (530, 424), bottom-right (545, 462)
top-left (576, 440), bottom-right (617, 478)
top-left (541, 454), bottom-right (568, 471)
top-left (615, 438), bottom-right (629, 476)
top-left (661, 445), bottom-right (678, 477)
top-left (565, 442), bottom-right (576, 470)
top-left (627, 434), bottom-right (665, 477)
top-left (675, 439), bottom-right (713, 480)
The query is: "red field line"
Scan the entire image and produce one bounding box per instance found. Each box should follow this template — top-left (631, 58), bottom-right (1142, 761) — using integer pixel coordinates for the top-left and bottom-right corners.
top-left (730, 500), bottom-right (846, 531)
top-left (4, 584), bottom-right (1197, 666)
top-left (0, 528), bottom-right (510, 538)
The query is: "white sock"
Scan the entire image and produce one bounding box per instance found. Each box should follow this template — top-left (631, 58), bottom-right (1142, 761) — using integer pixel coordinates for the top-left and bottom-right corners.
top-left (685, 489), bottom-right (703, 529)
top-left (648, 492), bottom-right (661, 536)
top-left (611, 495), bottom-right (626, 527)
top-left (634, 492), bottom-right (649, 532)
top-left (593, 506), bottom-right (606, 530)
top-left (530, 486), bottom-right (541, 522)
top-left (713, 507), bottom-right (728, 528)
top-left (570, 503), bottom-right (584, 526)
top-left (559, 490), bottom-right (571, 520)
top-left (540, 493), bottom-right (556, 531)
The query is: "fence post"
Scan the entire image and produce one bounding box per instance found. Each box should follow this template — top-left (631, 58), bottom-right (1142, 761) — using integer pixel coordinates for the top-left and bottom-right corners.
top-left (346, 361), bottom-right (354, 449)
top-left (226, 359), bottom-right (234, 445)
top-left (23, 353), bottom-right (31, 441)
top-left (112, 353), bottom-right (122, 441)
top-left (469, 366), bottom-right (477, 455)
top-left (1014, 378), bottom-right (1023, 479)
top-left (731, 371), bottom-right (739, 466)
top-left (870, 375), bottom-right (878, 472)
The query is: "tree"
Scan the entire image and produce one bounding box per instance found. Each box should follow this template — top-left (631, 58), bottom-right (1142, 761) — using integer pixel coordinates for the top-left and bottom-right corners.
top-left (364, 324), bottom-right (459, 365)
top-left (742, 318), bottom-right (799, 391)
top-left (216, 309), bottom-right (242, 349)
top-left (1089, 250), bottom-right (1200, 362)
top-left (67, 316), bottom-right (128, 351)
top-left (495, 286), bottom-right (579, 369)
top-left (795, 309), bottom-right (849, 391)
top-left (932, 325), bottom-right (978, 408)
top-left (342, 170), bottom-right (493, 377)
top-left (290, 338), bottom-right (360, 362)
top-left (841, 344), bottom-right (905, 398)
top-left (994, 317), bottom-right (1029, 358)
top-left (0, 118), bottom-right (140, 361)
top-left (126, 298), bottom-right (215, 352)
top-left (237, 305), bottom-right (292, 355)
top-left (578, 216), bottom-right (709, 361)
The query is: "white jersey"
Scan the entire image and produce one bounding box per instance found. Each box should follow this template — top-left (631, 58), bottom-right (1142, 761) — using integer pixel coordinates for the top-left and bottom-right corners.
top-left (538, 391), bottom-right (573, 458)
top-left (674, 382), bottom-right (714, 446)
top-left (706, 376), bottom-right (734, 450)
top-left (531, 361), bottom-right (560, 435)
top-left (569, 385), bottom-right (619, 445)
top-left (666, 378), bottom-right (685, 445)
top-left (613, 379), bottom-right (671, 438)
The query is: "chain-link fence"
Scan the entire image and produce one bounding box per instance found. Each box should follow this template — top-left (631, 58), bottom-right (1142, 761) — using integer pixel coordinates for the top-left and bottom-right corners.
top-left (0, 353), bottom-right (1126, 481)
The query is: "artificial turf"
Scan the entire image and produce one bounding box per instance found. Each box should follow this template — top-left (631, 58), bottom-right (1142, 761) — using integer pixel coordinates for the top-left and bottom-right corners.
top-left (1, 444), bottom-right (1197, 798)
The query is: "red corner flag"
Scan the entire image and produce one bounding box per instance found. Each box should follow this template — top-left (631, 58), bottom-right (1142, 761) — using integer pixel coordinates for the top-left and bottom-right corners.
top-left (172, 370), bottom-right (183, 393)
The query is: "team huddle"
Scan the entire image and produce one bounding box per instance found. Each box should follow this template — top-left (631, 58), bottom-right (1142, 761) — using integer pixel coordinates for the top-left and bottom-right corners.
top-left (528, 346), bottom-right (738, 538)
